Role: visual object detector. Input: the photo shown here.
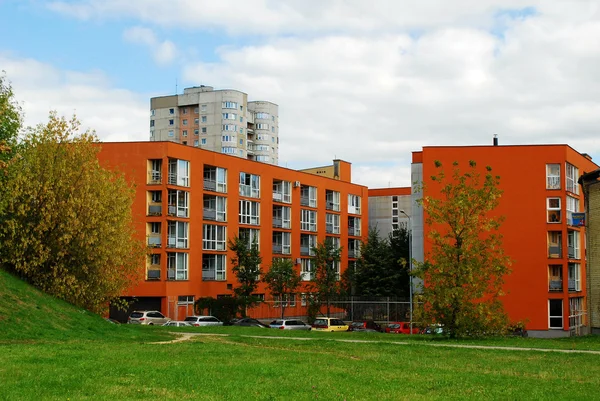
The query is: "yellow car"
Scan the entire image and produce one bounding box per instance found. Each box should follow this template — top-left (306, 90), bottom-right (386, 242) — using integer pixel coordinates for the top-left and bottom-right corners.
top-left (311, 317), bottom-right (349, 332)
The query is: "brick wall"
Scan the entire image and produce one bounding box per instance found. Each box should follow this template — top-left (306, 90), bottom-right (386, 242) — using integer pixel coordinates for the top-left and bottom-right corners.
top-left (588, 182), bottom-right (600, 330)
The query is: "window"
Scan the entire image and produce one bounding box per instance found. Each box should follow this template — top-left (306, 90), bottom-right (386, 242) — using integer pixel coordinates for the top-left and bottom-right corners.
top-left (194, 129), bottom-right (199, 135)
top-left (240, 116), bottom-right (243, 123)
top-left (257, 123), bottom-right (269, 130)
top-left (256, 133), bottom-right (270, 141)
top-left (326, 213), bottom-right (340, 234)
top-left (567, 230), bottom-right (580, 259)
top-left (272, 231), bottom-right (291, 255)
top-left (273, 180), bottom-right (292, 203)
top-left (239, 172), bottom-right (260, 198)
top-left (300, 185), bottom-right (317, 207)
top-left (150, 190), bottom-right (162, 204)
top-left (348, 216), bottom-right (361, 236)
top-left (150, 120), bottom-right (155, 127)
top-left (327, 236), bottom-right (340, 250)
top-left (203, 195), bottom-right (226, 221)
top-left (566, 196), bottom-right (579, 225)
top-left (239, 200), bottom-right (260, 225)
top-left (194, 118), bottom-right (199, 125)
top-left (348, 194), bottom-right (361, 214)
top-left (182, 130), bottom-right (188, 137)
top-left (222, 101), bottom-right (238, 109)
top-left (169, 119), bottom-right (174, 126)
top-left (167, 221), bottom-right (189, 249)
top-left (147, 222), bottom-right (161, 247)
top-left (169, 108), bottom-right (174, 115)
top-left (202, 116), bottom-right (207, 123)
top-left (348, 238), bottom-right (361, 258)
top-left (222, 124), bottom-right (236, 131)
top-left (256, 155), bottom-right (270, 162)
top-left (223, 113), bottom-right (237, 120)
top-left (202, 127), bottom-right (207, 134)
top-left (204, 166), bottom-right (227, 193)
top-left (568, 263), bottom-right (581, 291)
top-left (183, 119), bottom-right (188, 126)
top-left (194, 107), bottom-right (199, 114)
top-left (301, 210), bottom-right (317, 232)
top-left (547, 197), bottom-right (561, 223)
top-left (203, 254), bottom-right (226, 281)
top-left (326, 190), bottom-right (340, 211)
top-left (566, 163), bottom-right (579, 194)
top-left (201, 138), bottom-right (206, 145)
top-left (273, 205), bottom-right (291, 229)
top-left (548, 265), bottom-right (562, 291)
top-left (167, 189), bottom-right (189, 218)
top-left (148, 159), bottom-right (162, 184)
top-left (182, 108), bottom-right (188, 115)
top-left (255, 112), bottom-right (270, 119)
top-left (549, 299), bottom-right (563, 329)
top-left (150, 254), bottom-right (160, 266)
top-left (222, 147), bottom-right (236, 154)
top-left (168, 159), bottom-right (190, 187)
top-left (569, 297), bottom-right (585, 331)
top-left (201, 104), bottom-right (206, 112)
top-left (239, 139), bottom-right (244, 145)
top-left (548, 231), bottom-right (562, 258)
top-left (203, 224), bottom-right (226, 251)
top-left (301, 259), bottom-right (314, 281)
top-left (194, 140), bottom-right (199, 147)
top-left (167, 252), bottom-right (188, 280)
top-left (546, 164), bottom-right (561, 190)
top-left (300, 234), bottom-right (316, 256)
top-left (178, 295), bottom-right (193, 305)
top-left (239, 228), bottom-right (260, 249)
top-left (168, 130), bottom-right (174, 137)
top-left (222, 135), bottom-right (236, 143)
top-left (151, 109), bottom-right (155, 116)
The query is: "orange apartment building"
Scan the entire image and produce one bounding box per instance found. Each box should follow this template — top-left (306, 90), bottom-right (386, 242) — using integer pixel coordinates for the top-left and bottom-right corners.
top-left (97, 141), bottom-right (368, 322)
top-left (409, 143), bottom-right (598, 337)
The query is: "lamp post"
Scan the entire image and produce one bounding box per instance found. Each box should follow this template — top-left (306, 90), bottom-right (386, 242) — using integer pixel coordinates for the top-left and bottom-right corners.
top-left (399, 210), bottom-right (413, 335)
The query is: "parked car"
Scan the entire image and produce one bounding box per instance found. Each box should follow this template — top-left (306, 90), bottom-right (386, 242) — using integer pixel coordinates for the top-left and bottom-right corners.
top-left (184, 315), bottom-right (224, 327)
top-left (269, 319), bottom-right (312, 330)
top-left (348, 320), bottom-right (383, 332)
top-left (421, 324), bottom-right (444, 335)
top-left (128, 311), bottom-right (170, 325)
top-left (229, 318), bottom-right (270, 328)
top-left (311, 317), bottom-right (349, 332)
top-left (386, 322), bottom-right (420, 334)
top-left (163, 321), bottom-right (193, 327)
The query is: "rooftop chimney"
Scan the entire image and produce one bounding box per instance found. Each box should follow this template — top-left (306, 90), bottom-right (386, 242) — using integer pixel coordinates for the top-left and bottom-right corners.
top-left (493, 134), bottom-right (498, 146)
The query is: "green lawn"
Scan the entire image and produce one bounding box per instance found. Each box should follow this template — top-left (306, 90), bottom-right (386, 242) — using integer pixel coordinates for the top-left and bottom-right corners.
top-left (2, 269), bottom-right (600, 400)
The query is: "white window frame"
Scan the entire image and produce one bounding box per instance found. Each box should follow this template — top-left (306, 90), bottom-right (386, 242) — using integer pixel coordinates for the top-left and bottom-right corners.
top-left (273, 205), bottom-right (291, 229)
top-left (546, 164), bottom-right (561, 190)
top-left (326, 213), bottom-right (340, 234)
top-left (239, 172), bottom-right (260, 198)
top-left (300, 234), bottom-right (317, 256)
top-left (168, 159), bottom-right (190, 187)
top-left (566, 195), bottom-right (579, 225)
top-left (568, 230), bottom-right (580, 259)
top-left (566, 163), bottom-right (579, 195)
top-left (273, 231), bottom-right (291, 255)
top-left (239, 200), bottom-right (260, 225)
top-left (327, 236), bottom-right (340, 250)
top-left (547, 197), bottom-right (561, 223)
top-left (568, 263), bottom-right (581, 291)
top-left (222, 101), bottom-right (238, 109)
top-left (301, 259), bottom-right (314, 281)
top-left (222, 112), bottom-right (237, 120)
top-left (548, 299), bottom-right (563, 329)
top-left (167, 190), bottom-right (189, 218)
top-left (326, 190), bottom-right (340, 211)
top-left (301, 209), bottom-right (317, 232)
top-left (203, 254), bottom-right (226, 281)
top-left (349, 216), bottom-right (361, 236)
top-left (167, 220), bottom-right (189, 249)
top-left (167, 252), bottom-right (188, 281)
top-left (348, 194), bottom-right (361, 214)
top-left (203, 224), bottom-right (226, 251)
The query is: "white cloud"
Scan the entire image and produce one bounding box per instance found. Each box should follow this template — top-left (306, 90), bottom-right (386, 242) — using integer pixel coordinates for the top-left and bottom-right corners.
top-left (0, 54), bottom-right (149, 143)
top-left (123, 26), bottom-right (178, 65)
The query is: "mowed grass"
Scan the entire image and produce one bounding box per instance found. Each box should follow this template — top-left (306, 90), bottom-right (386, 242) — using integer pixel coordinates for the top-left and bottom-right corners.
top-left (2, 269), bottom-right (600, 400)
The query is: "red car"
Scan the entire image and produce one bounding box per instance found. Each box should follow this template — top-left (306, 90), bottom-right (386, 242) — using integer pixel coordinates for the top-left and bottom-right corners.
top-left (385, 322), bottom-right (419, 334)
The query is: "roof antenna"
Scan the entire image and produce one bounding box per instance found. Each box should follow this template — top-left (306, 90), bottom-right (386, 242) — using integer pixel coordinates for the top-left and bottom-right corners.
top-left (175, 78), bottom-right (178, 94)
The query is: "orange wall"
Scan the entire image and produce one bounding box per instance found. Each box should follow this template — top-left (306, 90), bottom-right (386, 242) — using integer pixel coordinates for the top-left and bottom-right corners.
top-left (419, 145), bottom-right (598, 331)
top-left (368, 187), bottom-right (411, 197)
top-left (97, 141), bottom-right (369, 316)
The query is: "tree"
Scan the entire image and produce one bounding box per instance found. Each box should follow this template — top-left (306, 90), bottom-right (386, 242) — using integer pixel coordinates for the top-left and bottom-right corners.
top-left (263, 258), bottom-right (302, 319)
top-left (0, 113), bottom-right (146, 314)
top-left (0, 72), bottom-right (22, 165)
top-left (310, 238), bottom-right (342, 317)
top-left (228, 235), bottom-right (263, 317)
top-left (412, 160), bottom-right (511, 337)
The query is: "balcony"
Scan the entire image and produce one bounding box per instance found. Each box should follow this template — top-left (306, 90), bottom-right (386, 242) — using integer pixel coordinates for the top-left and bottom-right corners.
top-left (147, 269), bottom-right (161, 280)
top-left (148, 171), bottom-right (161, 185)
top-left (167, 205), bottom-right (177, 216)
top-left (147, 235), bottom-right (161, 248)
top-left (568, 279), bottom-right (577, 292)
top-left (273, 244), bottom-right (283, 254)
top-left (348, 249), bottom-right (359, 258)
top-left (300, 196), bottom-right (310, 207)
top-left (549, 279), bottom-right (562, 292)
top-left (300, 246), bottom-right (311, 256)
top-left (348, 227), bottom-right (356, 236)
top-left (273, 217), bottom-right (283, 228)
top-left (326, 223), bottom-right (334, 234)
top-left (204, 179), bottom-right (217, 192)
top-left (148, 204), bottom-right (162, 216)
top-left (548, 245), bottom-right (562, 258)
top-left (204, 208), bottom-right (217, 221)
top-left (326, 201), bottom-right (335, 211)
top-left (273, 192), bottom-right (283, 202)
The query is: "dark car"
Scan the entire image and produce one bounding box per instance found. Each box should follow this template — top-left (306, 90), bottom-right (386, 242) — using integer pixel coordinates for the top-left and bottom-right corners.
top-left (228, 318), bottom-right (270, 328)
top-left (348, 320), bottom-right (383, 332)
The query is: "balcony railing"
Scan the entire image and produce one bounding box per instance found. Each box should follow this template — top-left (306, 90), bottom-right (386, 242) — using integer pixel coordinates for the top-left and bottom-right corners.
top-left (548, 245), bottom-right (562, 258)
top-left (146, 269), bottom-right (161, 280)
top-left (148, 171), bottom-right (162, 185)
top-left (167, 237), bottom-right (188, 249)
top-left (273, 218), bottom-right (283, 228)
top-left (568, 279), bottom-right (577, 292)
top-left (147, 235), bottom-right (161, 248)
top-left (348, 227), bottom-right (356, 236)
top-left (549, 279), bottom-right (562, 291)
top-left (273, 192), bottom-right (283, 202)
top-left (300, 196), bottom-right (310, 206)
top-left (272, 244), bottom-right (283, 254)
top-left (204, 179), bottom-right (217, 192)
top-left (326, 223), bottom-right (334, 234)
top-left (148, 205), bottom-right (162, 216)
top-left (325, 201), bottom-right (335, 211)
top-left (204, 208), bottom-right (217, 221)
top-left (300, 246), bottom-right (311, 256)
top-left (348, 249), bottom-right (359, 258)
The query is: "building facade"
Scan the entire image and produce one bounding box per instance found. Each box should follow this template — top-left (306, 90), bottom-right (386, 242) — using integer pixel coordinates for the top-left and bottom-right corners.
top-left (150, 86), bottom-right (279, 164)
top-left (410, 144), bottom-right (598, 337)
top-left (98, 142), bottom-right (368, 321)
top-left (368, 187), bottom-right (412, 239)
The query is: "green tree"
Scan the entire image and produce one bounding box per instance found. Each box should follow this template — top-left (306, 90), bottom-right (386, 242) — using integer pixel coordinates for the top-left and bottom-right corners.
top-left (0, 72), bottom-right (22, 165)
top-left (228, 235), bottom-right (263, 317)
top-left (0, 113), bottom-right (146, 314)
top-left (310, 238), bottom-right (342, 317)
top-left (263, 258), bottom-right (302, 319)
top-left (412, 160), bottom-right (511, 337)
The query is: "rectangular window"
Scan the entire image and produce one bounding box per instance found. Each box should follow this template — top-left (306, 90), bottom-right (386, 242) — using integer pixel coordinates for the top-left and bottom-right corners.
top-left (182, 130), bottom-right (188, 137)
top-left (183, 119), bottom-right (188, 126)
top-left (149, 253), bottom-right (160, 266)
top-left (549, 299), bottom-right (563, 329)
top-left (301, 259), bottom-right (314, 281)
top-left (168, 130), bottom-right (174, 137)
top-left (273, 205), bottom-right (291, 229)
top-left (222, 101), bottom-right (238, 109)
top-left (222, 124), bottom-right (237, 131)
top-left (548, 231), bottom-right (562, 258)
top-left (348, 194), bottom-right (362, 214)
top-left (203, 224), bottom-right (226, 251)
top-left (257, 123), bottom-right (269, 130)
top-left (167, 220), bottom-right (189, 249)
top-left (201, 104), bottom-right (206, 112)
top-left (546, 164), bottom-right (561, 190)
top-left (201, 116), bottom-right (207, 123)
top-left (168, 158), bottom-right (190, 187)
top-left (567, 230), bottom-right (580, 259)
top-left (204, 166), bottom-right (227, 193)
top-left (182, 108), bottom-right (188, 115)
top-left (203, 195), bottom-right (227, 221)
top-left (167, 189), bottom-right (189, 218)
top-left (194, 129), bottom-right (199, 135)
top-left (239, 172), bottom-right (260, 198)
top-left (167, 252), bottom-right (188, 281)
top-left (178, 295), bottom-right (193, 305)
top-left (566, 163), bottom-right (579, 194)
top-left (300, 234), bottom-right (316, 256)
top-left (547, 197), bottom-right (561, 223)
top-left (222, 113), bottom-right (237, 120)
top-left (548, 265), bottom-right (563, 292)
top-left (202, 254), bottom-right (226, 281)
top-left (194, 140), bottom-right (199, 147)
top-left (194, 118), bottom-right (199, 125)
top-left (569, 297), bottom-right (585, 331)
top-left (272, 231), bottom-right (291, 255)
top-left (239, 200), bottom-right (260, 225)
top-left (348, 216), bottom-right (361, 236)
top-left (326, 190), bottom-right (340, 211)
top-left (201, 127), bottom-right (207, 133)
top-left (222, 135), bottom-right (236, 143)
top-left (239, 228), bottom-right (260, 249)
top-left (327, 236), bottom-right (340, 250)
top-left (169, 119), bottom-right (174, 126)
top-left (273, 180), bottom-right (292, 203)
top-left (348, 238), bottom-right (361, 258)
top-left (300, 185), bottom-right (317, 207)
top-left (326, 213), bottom-right (340, 234)
top-left (568, 263), bottom-right (581, 291)
top-left (566, 196), bottom-right (579, 225)
top-left (169, 108), bottom-right (174, 115)
top-left (147, 222), bottom-right (161, 247)
top-left (221, 147), bottom-right (236, 154)
top-left (201, 138), bottom-right (206, 145)
top-left (255, 112), bottom-right (270, 119)
top-left (301, 209), bottom-right (317, 232)
top-left (148, 159), bottom-right (162, 184)
top-left (194, 107), bottom-right (199, 114)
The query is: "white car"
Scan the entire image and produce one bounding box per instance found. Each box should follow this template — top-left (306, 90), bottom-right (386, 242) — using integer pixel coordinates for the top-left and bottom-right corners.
top-left (128, 310), bottom-right (170, 325)
top-left (184, 315), bottom-right (223, 327)
top-left (269, 319), bottom-right (312, 331)
top-left (163, 321), bottom-right (193, 327)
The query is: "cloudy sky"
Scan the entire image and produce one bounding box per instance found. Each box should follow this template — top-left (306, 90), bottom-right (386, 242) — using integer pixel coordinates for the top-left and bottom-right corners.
top-left (1, 0), bottom-right (599, 188)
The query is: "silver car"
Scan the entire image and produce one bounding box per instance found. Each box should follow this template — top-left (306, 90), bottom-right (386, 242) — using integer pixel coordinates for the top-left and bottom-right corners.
top-left (163, 321), bottom-right (193, 327)
top-left (128, 310), bottom-right (170, 325)
top-left (184, 315), bottom-right (223, 327)
top-left (269, 319), bottom-right (312, 330)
